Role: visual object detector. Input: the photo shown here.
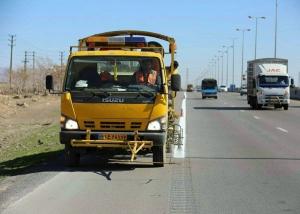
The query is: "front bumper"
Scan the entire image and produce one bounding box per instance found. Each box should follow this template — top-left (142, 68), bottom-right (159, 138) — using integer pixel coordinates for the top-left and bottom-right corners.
top-left (202, 93), bottom-right (217, 97)
top-left (258, 95), bottom-right (289, 105)
top-left (60, 130), bottom-right (166, 147)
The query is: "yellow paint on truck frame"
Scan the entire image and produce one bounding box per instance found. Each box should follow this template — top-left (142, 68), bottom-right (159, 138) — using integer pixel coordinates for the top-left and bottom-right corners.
top-left (61, 92), bottom-right (76, 119)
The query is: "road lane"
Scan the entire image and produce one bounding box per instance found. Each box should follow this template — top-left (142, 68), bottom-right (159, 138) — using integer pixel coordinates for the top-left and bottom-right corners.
top-left (2, 160), bottom-right (176, 214)
top-left (186, 92), bottom-right (300, 213)
top-left (2, 92), bottom-right (300, 214)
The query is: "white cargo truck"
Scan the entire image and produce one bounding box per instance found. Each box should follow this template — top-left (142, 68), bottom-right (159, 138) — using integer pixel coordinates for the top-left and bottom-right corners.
top-left (247, 58), bottom-right (293, 110)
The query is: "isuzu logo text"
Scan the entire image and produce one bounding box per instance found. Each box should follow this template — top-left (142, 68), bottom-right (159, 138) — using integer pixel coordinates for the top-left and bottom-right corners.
top-left (102, 97), bottom-right (124, 103)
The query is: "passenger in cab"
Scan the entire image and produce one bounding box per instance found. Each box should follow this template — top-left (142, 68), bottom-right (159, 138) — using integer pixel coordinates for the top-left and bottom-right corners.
top-left (99, 70), bottom-right (113, 82)
top-left (133, 59), bottom-right (158, 85)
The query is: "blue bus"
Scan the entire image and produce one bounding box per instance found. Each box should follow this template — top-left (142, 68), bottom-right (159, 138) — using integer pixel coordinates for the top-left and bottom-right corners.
top-left (201, 79), bottom-right (218, 99)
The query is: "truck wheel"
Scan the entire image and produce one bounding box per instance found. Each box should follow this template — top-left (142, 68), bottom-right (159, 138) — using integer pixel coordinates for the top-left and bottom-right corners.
top-left (283, 104), bottom-right (289, 110)
top-left (152, 145), bottom-right (165, 167)
top-left (65, 144), bottom-right (80, 167)
top-left (202, 96), bottom-right (206, 99)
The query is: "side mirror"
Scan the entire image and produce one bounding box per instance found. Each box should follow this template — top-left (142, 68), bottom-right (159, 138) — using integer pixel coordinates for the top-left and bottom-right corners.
top-left (291, 78), bottom-right (295, 88)
top-left (171, 74), bottom-right (181, 91)
top-left (46, 75), bottom-right (53, 91)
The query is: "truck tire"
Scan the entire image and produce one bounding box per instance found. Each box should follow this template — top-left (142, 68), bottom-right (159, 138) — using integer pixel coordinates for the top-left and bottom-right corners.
top-left (283, 104), bottom-right (289, 110)
top-left (202, 96), bottom-right (206, 99)
top-left (152, 145), bottom-right (165, 167)
top-left (65, 144), bottom-right (80, 167)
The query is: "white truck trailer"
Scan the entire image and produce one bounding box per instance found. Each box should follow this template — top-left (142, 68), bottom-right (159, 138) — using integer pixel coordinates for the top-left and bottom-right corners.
top-left (247, 58), bottom-right (292, 110)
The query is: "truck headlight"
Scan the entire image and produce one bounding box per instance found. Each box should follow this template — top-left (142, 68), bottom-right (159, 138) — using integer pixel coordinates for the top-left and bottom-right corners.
top-left (65, 119), bottom-right (79, 130)
top-left (147, 116), bottom-right (167, 131)
top-left (147, 120), bottom-right (161, 131)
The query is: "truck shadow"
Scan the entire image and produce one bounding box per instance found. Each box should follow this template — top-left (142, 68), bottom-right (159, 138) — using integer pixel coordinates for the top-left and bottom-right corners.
top-left (0, 150), bottom-right (155, 181)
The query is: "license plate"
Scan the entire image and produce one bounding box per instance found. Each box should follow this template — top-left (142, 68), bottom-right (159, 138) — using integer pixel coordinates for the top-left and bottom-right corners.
top-left (102, 133), bottom-right (127, 141)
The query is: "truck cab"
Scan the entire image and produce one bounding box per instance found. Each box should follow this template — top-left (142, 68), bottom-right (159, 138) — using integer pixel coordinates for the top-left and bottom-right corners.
top-left (247, 58), bottom-right (291, 110)
top-left (46, 30), bottom-right (181, 167)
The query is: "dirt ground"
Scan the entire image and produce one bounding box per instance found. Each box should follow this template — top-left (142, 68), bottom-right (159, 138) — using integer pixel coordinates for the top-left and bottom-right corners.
top-left (0, 94), bottom-right (60, 156)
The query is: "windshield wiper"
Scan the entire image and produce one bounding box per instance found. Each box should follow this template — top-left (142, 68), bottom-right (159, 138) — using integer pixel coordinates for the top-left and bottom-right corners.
top-left (85, 91), bottom-right (111, 101)
top-left (136, 91), bottom-right (155, 98)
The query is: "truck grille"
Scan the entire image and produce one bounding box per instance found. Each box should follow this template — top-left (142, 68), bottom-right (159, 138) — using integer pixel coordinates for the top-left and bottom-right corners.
top-left (84, 121), bottom-right (95, 128)
top-left (130, 122), bottom-right (142, 129)
top-left (265, 95), bottom-right (284, 99)
top-left (81, 120), bottom-right (144, 130)
top-left (265, 95), bottom-right (285, 103)
top-left (100, 122), bottom-right (125, 129)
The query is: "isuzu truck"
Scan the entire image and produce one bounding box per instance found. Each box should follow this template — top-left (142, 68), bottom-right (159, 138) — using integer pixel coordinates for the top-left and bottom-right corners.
top-left (46, 30), bottom-right (181, 167)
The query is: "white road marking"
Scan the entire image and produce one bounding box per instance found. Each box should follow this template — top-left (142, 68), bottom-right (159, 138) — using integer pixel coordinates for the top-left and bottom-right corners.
top-left (173, 92), bottom-right (186, 158)
top-left (254, 116), bottom-right (260, 120)
top-left (240, 110), bottom-right (245, 112)
top-left (276, 127), bottom-right (288, 133)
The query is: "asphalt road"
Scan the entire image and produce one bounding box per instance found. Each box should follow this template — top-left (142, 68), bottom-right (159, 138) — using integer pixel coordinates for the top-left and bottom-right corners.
top-left (2, 92), bottom-right (300, 214)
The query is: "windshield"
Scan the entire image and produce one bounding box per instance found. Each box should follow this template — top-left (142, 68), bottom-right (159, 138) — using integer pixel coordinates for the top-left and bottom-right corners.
top-left (65, 56), bottom-right (163, 93)
top-left (202, 80), bottom-right (217, 89)
top-left (259, 75), bottom-right (288, 87)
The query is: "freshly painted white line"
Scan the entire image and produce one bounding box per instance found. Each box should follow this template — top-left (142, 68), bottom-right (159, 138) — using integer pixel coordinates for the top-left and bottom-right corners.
top-left (276, 127), bottom-right (288, 133)
top-left (173, 92), bottom-right (186, 158)
top-left (254, 116), bottom-right (260, 120)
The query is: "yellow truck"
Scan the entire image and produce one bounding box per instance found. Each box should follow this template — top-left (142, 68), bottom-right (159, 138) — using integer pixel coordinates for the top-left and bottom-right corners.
top-left (46, 30), bottom-right (181, 167)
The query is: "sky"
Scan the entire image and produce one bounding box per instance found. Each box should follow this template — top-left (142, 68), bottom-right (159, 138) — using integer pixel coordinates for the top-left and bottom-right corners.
top-left (0, 0), bottom-right (299, 86)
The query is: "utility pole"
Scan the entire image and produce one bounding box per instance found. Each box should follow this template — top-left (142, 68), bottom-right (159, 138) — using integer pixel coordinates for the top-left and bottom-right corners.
top-left (217, 56), bottom-right (220, 85)
top-left (23, 51), bottom-right (29, 73)
top-left (22, 51), bottom-right (29, 91)
top-left (186, 68), bottom-right (189, 89)
top-left (31, 51), bottom-right (36, 91)
top-left (232, 38), bottom-right (236, 86)
top-left (223, 45), bottom-right (231, 87)
top-left (225, 50), bottom-right (229, 87)
top-left (8, 35), bottom-right (16, 89)
top-left (32, 51), bottom-right (35, 71)
top-left (219, 50), bottom-right (224, 85)
top-left (274, 0), bottom-right (278, 58)
top-left (59, 51), bottom-right (64, 89)
top-left (248, 16), bottom-right (266, 59)
top-left (236, 28), bottom-right (251, 87)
